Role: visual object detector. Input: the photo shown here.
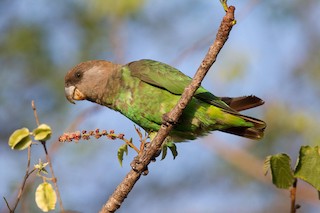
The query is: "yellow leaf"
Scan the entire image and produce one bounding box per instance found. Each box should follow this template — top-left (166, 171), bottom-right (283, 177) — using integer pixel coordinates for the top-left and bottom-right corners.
top-left (35, 182), bottom-right (57, 212)
top-left (33, 124), bottom-right (52, 141)
top-left (8, 127), bottom-right (31, 150)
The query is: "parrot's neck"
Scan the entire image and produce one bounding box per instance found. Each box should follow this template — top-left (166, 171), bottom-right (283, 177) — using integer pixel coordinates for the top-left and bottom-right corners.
top-left (98, 67), bottom-right (123, 108)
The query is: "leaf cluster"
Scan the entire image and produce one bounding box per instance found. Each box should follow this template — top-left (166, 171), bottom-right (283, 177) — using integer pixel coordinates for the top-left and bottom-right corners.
top-left (6, 124), bottom-right (57, 212)
top-left (265, 146), bottom-right (320, 198)
top-left (8, 124), bottom-right (52, 150)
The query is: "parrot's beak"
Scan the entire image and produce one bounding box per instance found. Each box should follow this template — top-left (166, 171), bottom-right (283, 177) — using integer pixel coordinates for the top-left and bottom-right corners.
top-left (65, 86), bottom-right (76, 104)
top-left (65, 86), bottom-right (86, 104)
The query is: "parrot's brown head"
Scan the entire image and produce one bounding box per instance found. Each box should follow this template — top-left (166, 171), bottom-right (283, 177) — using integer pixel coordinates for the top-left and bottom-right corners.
top-left (64, 60), bottom-right (121, 104)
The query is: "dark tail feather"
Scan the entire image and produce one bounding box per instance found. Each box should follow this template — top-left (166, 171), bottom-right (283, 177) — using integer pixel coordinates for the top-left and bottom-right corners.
top-left (221, 114), bottom-right (266, 140)
top-left (221, 95), bottom-right (264, 112)
top-left (221, 126), bottom-right (264, 140)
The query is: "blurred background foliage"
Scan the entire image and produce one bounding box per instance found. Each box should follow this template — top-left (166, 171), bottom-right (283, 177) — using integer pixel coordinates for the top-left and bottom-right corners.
top-left (1, 0), bottom-right (320, 212)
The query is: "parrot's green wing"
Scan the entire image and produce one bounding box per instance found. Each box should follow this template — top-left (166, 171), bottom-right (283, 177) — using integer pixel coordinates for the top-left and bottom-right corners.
top-left (128, 59), bottom-right (235, 112)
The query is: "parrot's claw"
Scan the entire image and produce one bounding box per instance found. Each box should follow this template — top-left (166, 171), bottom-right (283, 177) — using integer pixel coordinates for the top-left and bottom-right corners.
top-left (131, 142), bottom-right (162, 174)
top-left (130, 156), bottom-right (149, 175)
top-left (142, 169), bottom-right (149, 176)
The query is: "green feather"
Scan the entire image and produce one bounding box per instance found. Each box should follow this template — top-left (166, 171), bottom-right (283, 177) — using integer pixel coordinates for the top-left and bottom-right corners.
top-left (116, 59), bottom-right (265, 141)
top-left (129, 60), bottom-right (233, 112)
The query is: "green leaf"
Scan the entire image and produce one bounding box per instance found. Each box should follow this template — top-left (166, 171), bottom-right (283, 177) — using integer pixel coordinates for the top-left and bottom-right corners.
top-left (35, 182), bottom-right (57, 212)
top-left (161, 141), bottom-right (178, 160)
top-left (267, 153), bottom-right (295, 189)
top-left (161, 144), bottom-right (168, 160)
top-left (8, 127), bottom-right (32, 150)
top-left (167, 142), bottom-right (178, 159)
top-left (294, 146), bottom-right (320, 190)
top-left (117, 144), bottom-right (128, 167)
top-left (33, 124), bottom-right (52, 141)
top-left (34, 159), bottom-right (49, 176)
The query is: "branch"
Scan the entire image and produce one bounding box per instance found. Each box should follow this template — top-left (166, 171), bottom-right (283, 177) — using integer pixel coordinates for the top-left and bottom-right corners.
top-left (100, 6), bottom-right (236, 213)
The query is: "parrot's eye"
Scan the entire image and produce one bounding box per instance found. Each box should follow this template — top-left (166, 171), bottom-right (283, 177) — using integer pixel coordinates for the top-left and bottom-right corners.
top-left (75, 71), bottom-right (82, 79)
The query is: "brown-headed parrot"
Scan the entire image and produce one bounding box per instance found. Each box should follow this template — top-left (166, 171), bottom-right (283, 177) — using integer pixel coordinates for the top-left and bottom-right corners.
top-left (65, 59), bottom-right (266, 142)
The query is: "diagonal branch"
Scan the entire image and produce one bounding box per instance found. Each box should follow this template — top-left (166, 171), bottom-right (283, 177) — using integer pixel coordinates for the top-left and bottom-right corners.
top-left (100, 5), bottom-right (236, 213)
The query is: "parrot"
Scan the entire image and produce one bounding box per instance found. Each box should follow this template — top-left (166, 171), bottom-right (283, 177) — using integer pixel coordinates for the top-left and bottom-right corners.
top-left (64, 59), bottom-right (266, 142)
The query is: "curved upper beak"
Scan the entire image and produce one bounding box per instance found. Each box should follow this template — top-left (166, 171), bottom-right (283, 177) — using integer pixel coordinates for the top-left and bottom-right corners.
top-left (65, 85), bottom-right (86, 104)
top-left (65, 86), bottom-right (76, 104)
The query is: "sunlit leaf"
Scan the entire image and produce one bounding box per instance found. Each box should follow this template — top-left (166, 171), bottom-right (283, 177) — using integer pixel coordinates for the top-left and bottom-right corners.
top-left (117, 144), bottom-right (128, 167)
top-left (268, 153), bottom-right (295, 189)
top-left (294, 146), bottom-right (320, 190)
top-left (33, 124), bottom-right (52, 141)
top-left (35, 182), bottom-right (57, 212)
top-left (8, 127), bottom-right (32, 150)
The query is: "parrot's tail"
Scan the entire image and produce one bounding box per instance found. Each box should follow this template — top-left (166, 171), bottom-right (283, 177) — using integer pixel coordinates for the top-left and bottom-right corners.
top-left (221, 114), bottom-right (266, 140)
top-left (217, 95), bottom-right (266, 139)
top-left (221, 95), bottom-right (264, 112)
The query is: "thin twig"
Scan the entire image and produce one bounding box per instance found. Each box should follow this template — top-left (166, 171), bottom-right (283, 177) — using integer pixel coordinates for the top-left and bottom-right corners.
top-left (290, 178), bottom-right (298, 213)
top-left (31, 100), bottom-right (64, 212)
top-left (31, 100), bottom-right (40, 126)
top-left (8, 144), bottom-right (33, 212)
top-left (100, 5), bottom-right (236, 213)
top-left (3, 197), bottom-right (11, 212)
top-left (59, 129), bottom-right (140, 153)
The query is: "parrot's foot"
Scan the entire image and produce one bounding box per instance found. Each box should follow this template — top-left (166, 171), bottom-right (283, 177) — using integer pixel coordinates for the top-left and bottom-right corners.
top-left (130, 143), bottom-right (162, 175)
top-left (162, 113), bottom-right (177, 126)
top-left (130, 156), bottom-right (149, 175)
